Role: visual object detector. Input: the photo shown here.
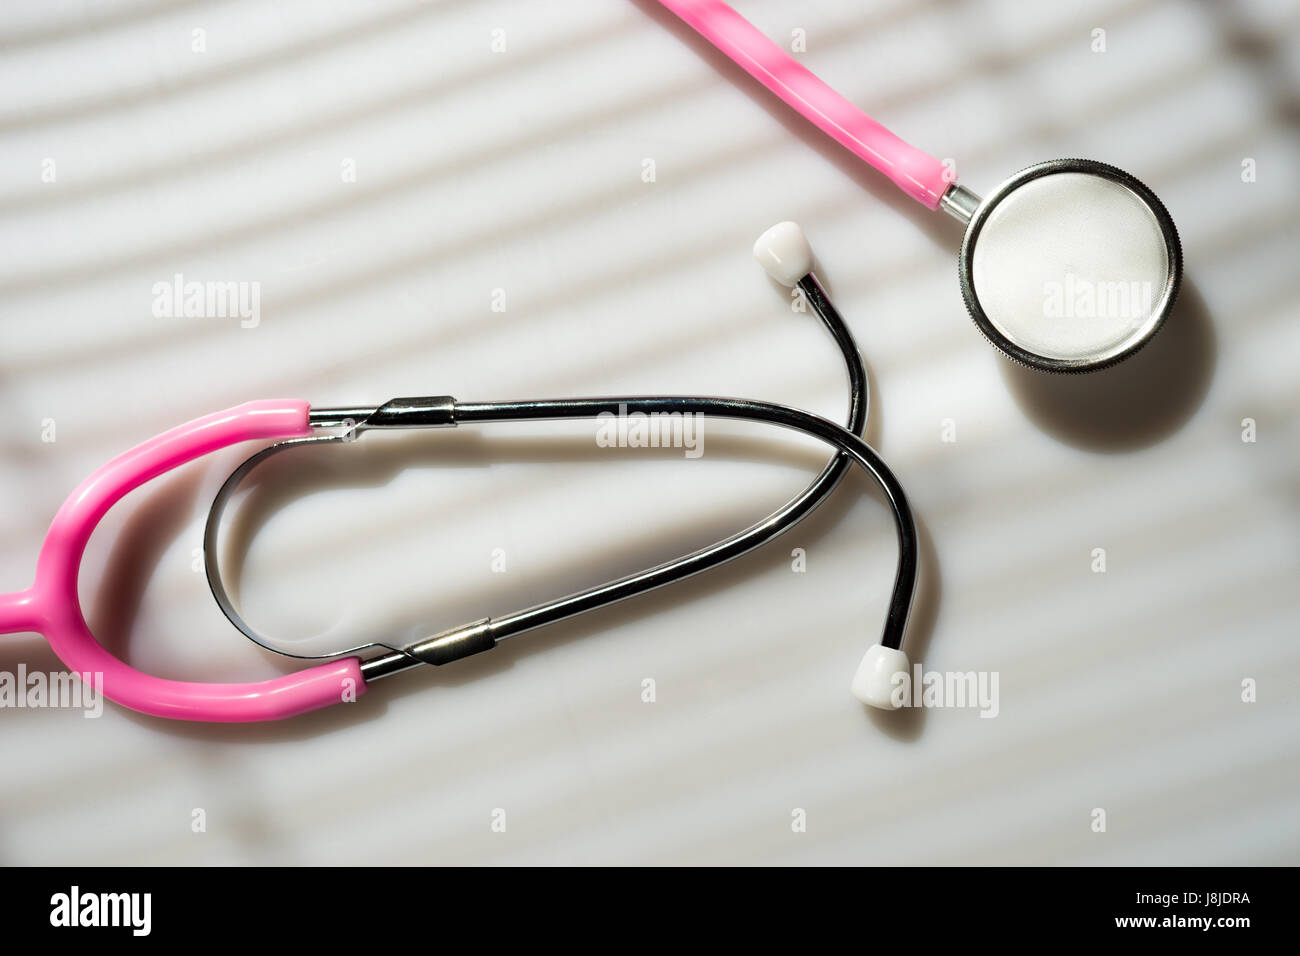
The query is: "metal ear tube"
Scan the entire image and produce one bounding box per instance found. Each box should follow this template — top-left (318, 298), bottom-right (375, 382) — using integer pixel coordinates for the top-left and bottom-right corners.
top-left (202, 223), bottom-right (918, 714)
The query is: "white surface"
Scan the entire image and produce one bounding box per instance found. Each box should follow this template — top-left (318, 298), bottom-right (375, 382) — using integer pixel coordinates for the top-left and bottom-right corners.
top-left (971, 171), bottom-right (1170, 361)
top-left (1, 0), bottom-right (1298, 865)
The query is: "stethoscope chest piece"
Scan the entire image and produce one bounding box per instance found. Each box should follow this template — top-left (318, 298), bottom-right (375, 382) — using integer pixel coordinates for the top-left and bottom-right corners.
top-left (652, 2), bottom-right (1185, 374)
top-left (954, 159), bottom-right (1183, 373)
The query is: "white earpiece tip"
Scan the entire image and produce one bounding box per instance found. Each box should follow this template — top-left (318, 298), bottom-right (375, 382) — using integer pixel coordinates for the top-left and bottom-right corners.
top-left (752, 221), bottom-right (813, 287)
top-left (851, 644), bottom-right (910, 710)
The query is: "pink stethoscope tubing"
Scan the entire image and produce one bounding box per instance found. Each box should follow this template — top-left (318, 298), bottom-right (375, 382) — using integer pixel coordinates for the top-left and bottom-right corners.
top-left (653, 0), bottom-right (952, 209)
top-left (0, 401), bottom-right (364, 722)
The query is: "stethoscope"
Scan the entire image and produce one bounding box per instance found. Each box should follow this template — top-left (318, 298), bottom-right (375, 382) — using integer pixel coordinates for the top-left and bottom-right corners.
top-left (654, 0), bottom-right (1184, 373)
top-left (0, 222), bottom-right (915, 721)
top-left (0, 4), bottom-right (1186, 724)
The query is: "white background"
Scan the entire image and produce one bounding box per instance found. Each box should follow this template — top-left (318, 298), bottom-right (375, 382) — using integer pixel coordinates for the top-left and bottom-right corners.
top-left (1, 0), bottom-right (1297, 865)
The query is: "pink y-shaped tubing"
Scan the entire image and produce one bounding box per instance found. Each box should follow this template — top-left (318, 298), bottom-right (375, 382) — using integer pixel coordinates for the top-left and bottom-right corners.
top-left (654, 0), bottom-right (950, 209)
top-left (0, 400), bottom-right (366, 722)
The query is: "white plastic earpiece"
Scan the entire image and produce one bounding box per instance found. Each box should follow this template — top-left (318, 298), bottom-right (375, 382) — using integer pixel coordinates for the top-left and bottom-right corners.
top-left (753, 221), bottom-right (813, 286)
top-left (851, 644), bottom-right (910, 710)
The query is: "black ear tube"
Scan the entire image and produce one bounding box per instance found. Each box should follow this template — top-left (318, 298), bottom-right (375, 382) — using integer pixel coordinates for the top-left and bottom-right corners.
top-left (205, 225), bottom-right (918, 712)
top-left (442, 395), bottom-right (917, 711)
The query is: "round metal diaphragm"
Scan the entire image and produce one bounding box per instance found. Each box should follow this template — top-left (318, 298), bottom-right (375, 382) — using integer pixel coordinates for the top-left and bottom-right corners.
top-left (958, 159), bottom-right (1182, 373)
